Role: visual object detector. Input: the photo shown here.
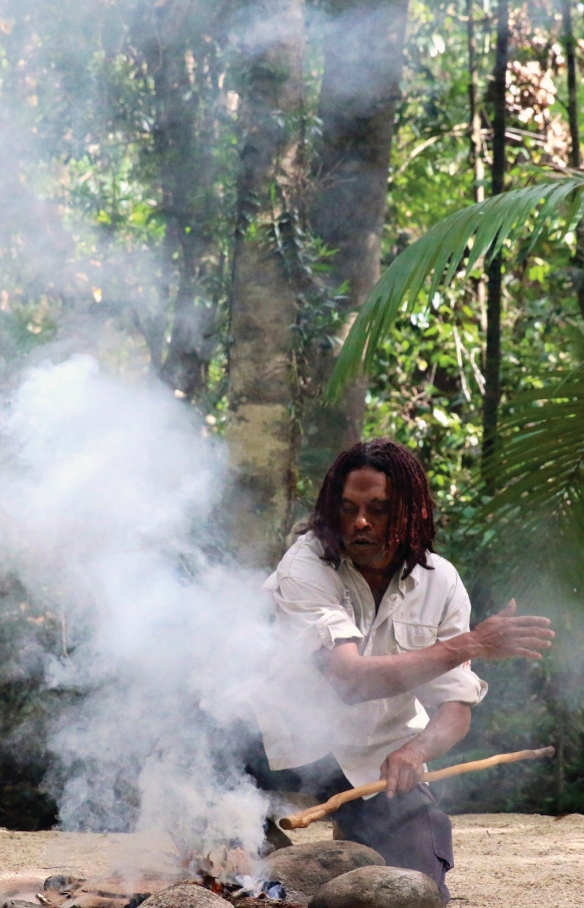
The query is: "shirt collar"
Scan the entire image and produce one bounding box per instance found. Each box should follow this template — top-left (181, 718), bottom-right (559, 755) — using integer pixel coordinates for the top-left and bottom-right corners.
top-left (342, 554), bottom-right (418, 592)
top-left (399, 563), bottom-right (421, 593)
top-left (340, 551), bottom-right (425, 593)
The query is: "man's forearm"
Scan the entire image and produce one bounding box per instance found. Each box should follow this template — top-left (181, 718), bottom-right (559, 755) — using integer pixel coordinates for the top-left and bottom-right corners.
top-left (401, 701), bottom-right (472, 763)
top-left (316, 602), bottom-right (554, 705)
top-left (316, 635), bottom-right (474, 704)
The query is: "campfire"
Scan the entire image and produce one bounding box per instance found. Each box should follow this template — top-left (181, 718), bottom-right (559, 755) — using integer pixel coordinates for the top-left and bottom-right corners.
top-left (1, 748), bottom-right (556, 908)
top-left (13, 838), bottom-right (298, 908)
top-left (33, 871), bottom-right (290, 908)
top-left (165, 835), bottom-right (288, 904)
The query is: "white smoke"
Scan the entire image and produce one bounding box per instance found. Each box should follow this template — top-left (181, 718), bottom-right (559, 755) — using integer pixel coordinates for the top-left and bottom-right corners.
top-left (233, 0), bottom-right (404, 107)
top-left (0, 354), bottom-right (272, 856)
top-left (0, 0), bottom-right (408, 858)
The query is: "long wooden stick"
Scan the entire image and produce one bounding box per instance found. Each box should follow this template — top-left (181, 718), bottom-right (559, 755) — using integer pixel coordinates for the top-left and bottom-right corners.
top-left (279, 746), bottom-right (554, 829)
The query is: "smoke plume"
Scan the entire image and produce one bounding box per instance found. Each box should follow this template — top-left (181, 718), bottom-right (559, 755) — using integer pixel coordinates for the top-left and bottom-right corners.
top-left (0, 354), bottom-right (272, 856)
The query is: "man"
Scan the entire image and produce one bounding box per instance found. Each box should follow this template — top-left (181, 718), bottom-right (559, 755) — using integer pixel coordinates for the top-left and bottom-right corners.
top-left (250, 439), bottom-right (554, 902)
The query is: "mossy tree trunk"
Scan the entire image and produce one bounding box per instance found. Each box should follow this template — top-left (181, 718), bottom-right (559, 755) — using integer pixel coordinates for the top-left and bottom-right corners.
top-left (224, 0), bottom-right (305, 567)
top-left (481, 0), bottom-right (508, 488)
top-left (302, 0), bottom-right (409, 479)
top-left (134, 0), bottom-right (228, 396)
top-left (561, 0), bottom-right (584, 321)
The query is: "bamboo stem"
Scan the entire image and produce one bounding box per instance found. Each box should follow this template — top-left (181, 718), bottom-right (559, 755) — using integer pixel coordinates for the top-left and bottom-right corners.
top-left (279, 746), bottom-right (555, 829)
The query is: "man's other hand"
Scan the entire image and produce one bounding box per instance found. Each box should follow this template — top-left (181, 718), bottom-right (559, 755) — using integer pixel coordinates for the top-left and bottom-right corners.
top-left (380, 742), bottom-right (425, 798)
top-left (468, 598), bottom-right (555, 661)
top-left (380, 703), bottom-right (471, 797)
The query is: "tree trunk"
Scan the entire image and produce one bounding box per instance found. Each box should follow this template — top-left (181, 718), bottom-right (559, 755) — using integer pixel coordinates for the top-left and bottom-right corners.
top-left (467, 0), bottom-right (488, 342)
top-left (224, 0), bottom-right (305, 567)
top-left (481, 0), bottom-right (508, 487)
top-left (134, 0), bottom-right (227, 395)
top-left (302, 0), bottom-right (409, 478)
top-left (562, 0), bottom-right (580, 171)
top-left (561, 0), bottom-right (584, 321)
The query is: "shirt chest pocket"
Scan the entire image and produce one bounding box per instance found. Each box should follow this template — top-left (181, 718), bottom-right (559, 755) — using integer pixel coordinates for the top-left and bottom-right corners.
top-left (392, 620), bottom-right (438, 650)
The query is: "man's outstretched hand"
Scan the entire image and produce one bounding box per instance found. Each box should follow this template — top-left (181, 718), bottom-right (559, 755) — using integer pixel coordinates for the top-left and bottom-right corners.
top-left (464, 598), bottom-right (555, 661)
top-left (315, 601), bottom-right (554, 706)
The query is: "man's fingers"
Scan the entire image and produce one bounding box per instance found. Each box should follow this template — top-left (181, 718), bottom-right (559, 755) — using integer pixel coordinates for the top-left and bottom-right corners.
top-left (382, 759), bottom-right (415, 798)
top-left (513, 635), bottom-right (553, 649)
top-left (487, 625), bottom-right (554, 643)
top-left (389, 768), bottom-right (407, 797)
top-left (497, 598), bottom-right (516, 617)
top-left (382, 761), bottom-right (399, 798)
top-left (476, 601), bottom-right (554, 663)
top-left (395, 767), bottom-right (422, 796)
top-left (511, 648), bottom-right (544, 660)
top-left (507, 634), bottom-right (554, 650)
top-left (507, 616), bottom-right (553, 628)
top-left (494, 638), bottom-right (553, 658)
top-left (493, 601), bottom-right (554, 629)
top-left (381, 757), bottom-right (424, 798)
top-left (502, 637), bottom-right (552, 659)
top-left (506, 629), bottom-right (554, 644)
top-left (385, 776), bottom-right (397, 798)
top-left (494, 616), bottom-right (553, 632)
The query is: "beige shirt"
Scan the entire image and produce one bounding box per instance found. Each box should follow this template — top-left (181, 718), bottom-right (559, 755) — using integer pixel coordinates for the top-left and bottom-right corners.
top-left (254, 532), bottom-right (487, 789)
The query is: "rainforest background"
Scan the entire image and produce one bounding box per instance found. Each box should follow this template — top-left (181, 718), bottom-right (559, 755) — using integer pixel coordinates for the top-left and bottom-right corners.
top-left (0, 0), bottom-right (583, 828)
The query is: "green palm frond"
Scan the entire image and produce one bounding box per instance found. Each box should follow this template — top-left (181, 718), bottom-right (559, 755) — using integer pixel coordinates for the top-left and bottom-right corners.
top-left (326, 175), bottom-right (584, 401)
top-left (470, 369), bottom-right (584, 593)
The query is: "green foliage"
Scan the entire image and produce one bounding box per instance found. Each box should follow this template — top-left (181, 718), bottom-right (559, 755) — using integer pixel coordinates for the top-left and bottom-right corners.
top-left (357, 0), bottom-right (584, 816)
top-left (452, 366), bottom-right (584, 633)
top-left (327, 175), bottom-right (584, 400)
top-left (0, 0), bottom-right (241, 398)
top-left (477, 371), bottom-right (584, 549)
top-left (363, 299), bottom-right (484, 511)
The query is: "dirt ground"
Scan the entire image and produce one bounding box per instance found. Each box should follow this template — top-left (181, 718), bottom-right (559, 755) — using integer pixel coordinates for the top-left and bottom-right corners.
top-left (0, 813), bottom-right (582, 908)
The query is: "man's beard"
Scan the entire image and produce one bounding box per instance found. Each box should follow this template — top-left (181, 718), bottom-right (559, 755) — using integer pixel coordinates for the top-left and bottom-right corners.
top-left (344, 540), bottom-right (390, 567)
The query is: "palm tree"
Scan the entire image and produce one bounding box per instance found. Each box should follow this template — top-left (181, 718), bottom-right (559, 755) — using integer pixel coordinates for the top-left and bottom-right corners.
top-left (474, 367), bottom-right (584, 597)
top-left (325, 174), bottom-right (584, 592)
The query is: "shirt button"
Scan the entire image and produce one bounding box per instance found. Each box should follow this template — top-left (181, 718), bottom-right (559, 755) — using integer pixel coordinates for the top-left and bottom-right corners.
top-left (390, 593), bottom-right (398, 601)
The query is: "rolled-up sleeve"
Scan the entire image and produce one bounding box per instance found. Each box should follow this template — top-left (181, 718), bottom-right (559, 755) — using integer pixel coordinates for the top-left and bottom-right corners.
top-left (264, 571), bottom-right (363, 653)
top-left (415, 570), bottom-right (488, 708)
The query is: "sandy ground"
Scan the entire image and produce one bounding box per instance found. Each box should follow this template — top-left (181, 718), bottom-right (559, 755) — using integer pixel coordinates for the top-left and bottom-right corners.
top-left (0, 814), bottom-right (582, 908)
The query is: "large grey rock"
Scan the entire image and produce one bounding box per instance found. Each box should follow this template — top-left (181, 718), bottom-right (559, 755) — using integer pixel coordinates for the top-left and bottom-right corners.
top-left (139, 884), bottom-right (230, 908)
top-left (308, 865), bottom-right (443, 908)
top-left (261, 841), bottom-right (385, 906)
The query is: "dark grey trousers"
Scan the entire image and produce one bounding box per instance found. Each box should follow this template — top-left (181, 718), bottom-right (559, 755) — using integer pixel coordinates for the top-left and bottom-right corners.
top-left (239, 734), bottom-right (454, 904)
top-left (333, 783), bottom-right (453, 903)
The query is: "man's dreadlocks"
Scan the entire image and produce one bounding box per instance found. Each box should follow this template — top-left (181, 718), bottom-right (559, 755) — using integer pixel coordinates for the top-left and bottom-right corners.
top-left (309, 438), bottom-right (436, 579)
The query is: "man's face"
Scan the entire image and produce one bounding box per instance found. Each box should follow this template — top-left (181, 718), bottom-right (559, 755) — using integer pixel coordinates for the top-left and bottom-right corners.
top-left (339, 466), bottom-right (392, 567)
